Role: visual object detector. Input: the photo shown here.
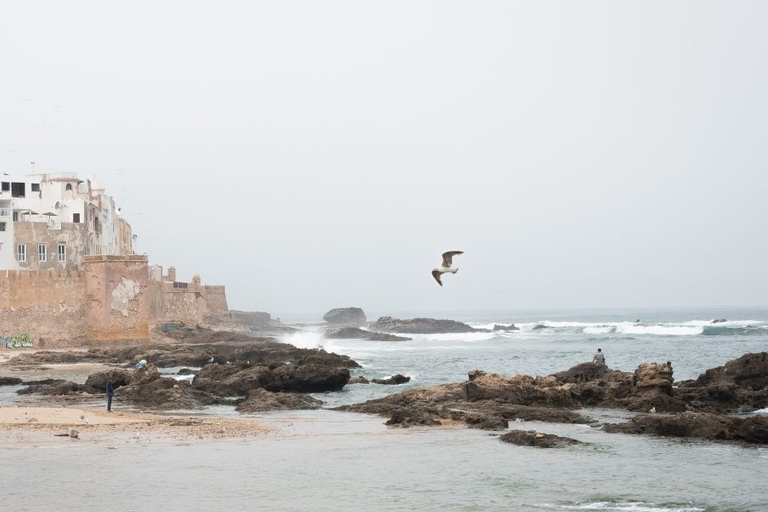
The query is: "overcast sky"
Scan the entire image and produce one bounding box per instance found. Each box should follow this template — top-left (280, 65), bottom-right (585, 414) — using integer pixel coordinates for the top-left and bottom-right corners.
top-left (1, 1), bottom-right (766, 318)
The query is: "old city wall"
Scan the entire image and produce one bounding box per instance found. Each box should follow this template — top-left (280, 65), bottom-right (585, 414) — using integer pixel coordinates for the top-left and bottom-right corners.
top-left (203, 286), bottom-right (228, 315)
top-left (0, 269), bottom-right (87, 347)
top-left (84, 255), bottom-right (150, 344)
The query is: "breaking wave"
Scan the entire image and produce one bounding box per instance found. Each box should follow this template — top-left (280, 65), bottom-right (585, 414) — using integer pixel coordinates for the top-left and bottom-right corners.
top-left (541, 500), bottom-right (705, 512)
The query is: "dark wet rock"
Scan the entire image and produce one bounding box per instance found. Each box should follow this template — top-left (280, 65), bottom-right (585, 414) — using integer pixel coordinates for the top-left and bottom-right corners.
top-left (348, 376), bottom-right (370, 384)
top-left (323, 307), bottom-right (367, 326)
top-left (532, 324), bottom-right (549, 331)
top-left (177, 368), bottom-right (197, 375)
top-left (501, 430), bottom-right (582, 448)
top-left (0, 377), bottom-right (23, 386)
top-left (348, 372), bottom-right (593, 430)
top-left (17, 379), bottom-right (84, 396)
top-left (235, 389), bottom-right (323, 412)
top-left (493, 324), bottom-right (519, 331)
top-left (368, 316), bottom-right (486, 334)
top-left (84, 369), bottom-right (134, 391)
top-left (676, 352), bottom-right (768, 413)
top-left (113, 366), bottom-right (222, 410)
top-left (371, 374), bottom-right (410, 385)
top-left (3, 329), bottom-right (361, 371)
top-left (192, 363), bottom-right (274, 396)
top-left (604, 412), bottom-right (768, 445)
top-left (192, 362), bottom-right (350, 396)
top-left (268, 364), bottom-right (350, 393)
top-left (325, 327), bottom-right (411, 342)
top-left (386, 408), bottom-right (445, 427)
top-left (711, 319), bottom-right (728, 324)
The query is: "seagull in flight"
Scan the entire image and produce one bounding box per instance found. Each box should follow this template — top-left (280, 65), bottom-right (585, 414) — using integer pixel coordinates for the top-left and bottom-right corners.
top-left (432, 251), bottom-right (463, 286)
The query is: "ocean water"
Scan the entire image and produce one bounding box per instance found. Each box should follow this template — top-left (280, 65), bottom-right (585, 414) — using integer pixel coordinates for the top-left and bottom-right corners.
top-left (2, 308), bottom-right (767, 512)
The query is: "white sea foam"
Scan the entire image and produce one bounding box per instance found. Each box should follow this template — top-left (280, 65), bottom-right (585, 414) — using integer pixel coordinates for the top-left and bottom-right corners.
top-left (548, 501), bottom-right (704, 512)
top-left (615, 325), bottom-right (703, 336)
top-left (416, 332), bottom-right (496, 342)
top-left (280, 329), bottom-right (325, 349)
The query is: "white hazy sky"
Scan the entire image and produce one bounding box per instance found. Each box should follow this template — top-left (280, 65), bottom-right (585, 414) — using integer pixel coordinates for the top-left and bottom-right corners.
top-left (1, 1), bottom-right (766, 318)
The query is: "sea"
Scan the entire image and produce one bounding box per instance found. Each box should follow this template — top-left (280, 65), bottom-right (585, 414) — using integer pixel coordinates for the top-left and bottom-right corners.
top-left (2, 308), bottom-right (767, 512)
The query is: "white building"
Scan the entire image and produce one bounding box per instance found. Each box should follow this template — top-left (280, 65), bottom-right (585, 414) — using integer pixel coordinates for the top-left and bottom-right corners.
top-left (0, 165), bottom-right (134, 270)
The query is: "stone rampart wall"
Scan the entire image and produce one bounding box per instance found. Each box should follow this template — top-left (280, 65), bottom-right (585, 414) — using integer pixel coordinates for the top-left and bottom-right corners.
top-left (0, 269), bottom-right (87, 347)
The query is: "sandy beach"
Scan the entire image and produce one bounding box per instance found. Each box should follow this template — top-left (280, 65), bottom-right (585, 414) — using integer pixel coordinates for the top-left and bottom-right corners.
top-left (0, 405), bottom-right (273, 444)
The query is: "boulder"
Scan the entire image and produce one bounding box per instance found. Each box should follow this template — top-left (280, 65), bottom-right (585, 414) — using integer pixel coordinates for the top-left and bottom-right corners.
top-left (372, 374), bottom-right (410, 385)
top-left (192, 363), bottom-right (274, 396)
top-left (323, 307), bottom-right (367, 326)
top-left (235, 388), bottom-right (323, 412)
top-left (501, 430), bottom-right (582, 448)
top-left (493, 324), bottom-right (519, 331)
top-left (348, 376), bottom-right (370, 384)
top-left (604, 412), bottom-right (768, 445)
top-left (0, 377), bottom-right (23, 386)
top-left (676, 352), bottom-right (768, 413)
top-left (268, 364), bottom-right (350, 393)
top-left (369, 316), bottom-right (486, 334)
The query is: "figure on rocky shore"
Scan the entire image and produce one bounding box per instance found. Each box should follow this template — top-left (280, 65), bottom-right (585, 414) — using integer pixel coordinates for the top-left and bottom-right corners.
top-left (134, 358), bottom-right (147, 368)
top-left (106, 380), bottom-right (115, 412)
top-left (593, 348), bottom-right (605, 365)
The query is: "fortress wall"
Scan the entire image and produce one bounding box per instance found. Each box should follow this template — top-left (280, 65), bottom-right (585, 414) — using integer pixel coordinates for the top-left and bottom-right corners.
top-left (0, 269), bottom-right (87, 347)
top-left (84, 255), bottom-right (150, 344)
top-left (203, 286), bottom-right (228, 315)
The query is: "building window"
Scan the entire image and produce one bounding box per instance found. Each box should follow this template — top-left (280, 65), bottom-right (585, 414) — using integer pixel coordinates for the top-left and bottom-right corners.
top-left (11, 183), bottom-right (25, 198)
top-left (16, 244), bottom-right (26, 262)
top-left (58, 243), bottom-right (66, 262)
top-left (38, 244), bottom-right (47, 263)
top-left (1, 182), bottom-right (9, 192)
top-left (31, 183), bottom-right (40, 192)
top-left (65, 183), bottom-right (73, 191)
top-left (73, 213), bottom-right (80, 223)
top-left (0, 222), bottom-right (5, 231)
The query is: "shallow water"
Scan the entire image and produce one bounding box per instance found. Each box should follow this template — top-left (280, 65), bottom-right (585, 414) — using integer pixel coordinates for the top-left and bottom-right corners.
top-left (1, 308), bottom-right (767, 511)
top-left (2, 410), bottom-right (767, 512)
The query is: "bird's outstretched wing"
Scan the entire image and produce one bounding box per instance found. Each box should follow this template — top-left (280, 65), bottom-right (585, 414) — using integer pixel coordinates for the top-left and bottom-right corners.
top-left (442, 250), bottom-right (463, 267)
top-left (431, 270), bottom-right (443, 286)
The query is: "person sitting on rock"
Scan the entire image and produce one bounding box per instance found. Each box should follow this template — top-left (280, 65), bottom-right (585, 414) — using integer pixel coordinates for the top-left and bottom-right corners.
top-left (592, 348), bottom-right (606, 365)
top-left (134, 358), bottom-right (147, 368)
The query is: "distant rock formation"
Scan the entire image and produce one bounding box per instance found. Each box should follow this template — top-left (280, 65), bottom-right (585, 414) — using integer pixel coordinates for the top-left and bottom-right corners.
top-left (325, 327), bottom-right (411, 342)
top-left (371, 374), bottom-right (410, 385)
top-left (493, 324), bottom-right (519, 331)
top-left (369, 316), bottom-right (486, 334)
top-left (323, 307), bottom-right (367, 326)
top-left (711, 319), bottom-right (728, 324)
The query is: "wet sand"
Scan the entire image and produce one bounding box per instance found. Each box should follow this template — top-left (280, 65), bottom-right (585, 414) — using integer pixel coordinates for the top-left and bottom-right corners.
top-left (0, 405), bottom-right (274, 444)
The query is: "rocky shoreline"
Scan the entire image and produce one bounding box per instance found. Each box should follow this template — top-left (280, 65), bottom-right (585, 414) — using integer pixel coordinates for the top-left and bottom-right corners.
top-left (1, 325), bottom-right (767, 447)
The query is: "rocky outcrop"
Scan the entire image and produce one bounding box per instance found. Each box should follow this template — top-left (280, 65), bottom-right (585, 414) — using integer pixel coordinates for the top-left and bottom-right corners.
top-left (675, 352), bottom-right (768, 413)
top-left (348, 376), bottom-right (370, 384)
top-left (235, 389), bottom-right (323, 412)
top-left (501, 430), bottom-right (582, 448)
top-left (192, 362), bottom-right (350, 396)
top-left (368, 316), bottom-right (486, 334)
top-left (0, 377), bottom-right (23, 386)
top-left (348, 371), bottom-right (592, 429)
top-left (493, 324), bottom-right (519, 331)
top-left (371, 374), bottom-right (410, 385)
top-left (604, 412), bottom-right (768, 444)
top-left (4, 330), bottom-right (361, 370)
top-left (325, 327), bottom-right (411, 342)
top-left (323, 307), bottom-right (367, 326)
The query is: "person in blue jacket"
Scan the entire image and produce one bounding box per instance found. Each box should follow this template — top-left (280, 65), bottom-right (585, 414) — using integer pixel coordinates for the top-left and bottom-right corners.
top-left (106, 380), bottom-right (115, 412)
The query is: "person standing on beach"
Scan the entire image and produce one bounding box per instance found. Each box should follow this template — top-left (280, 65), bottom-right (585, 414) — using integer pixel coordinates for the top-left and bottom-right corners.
top-left (593, 348), bottom-right (606, 365)
top-left (106, 380), bottom-right (115, 412)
